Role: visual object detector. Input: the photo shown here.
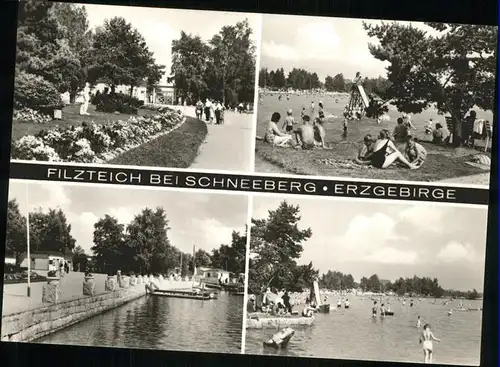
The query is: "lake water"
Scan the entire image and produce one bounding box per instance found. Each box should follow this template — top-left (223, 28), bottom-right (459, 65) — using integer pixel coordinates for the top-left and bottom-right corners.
top-left (37, 291), bottom-right (244, 354)
top-left (245, 297), bottom-right (483, 366)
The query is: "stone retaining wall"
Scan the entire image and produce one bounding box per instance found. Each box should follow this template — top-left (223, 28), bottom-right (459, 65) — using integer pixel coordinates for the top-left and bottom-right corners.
top-left (1, 286), bottom-right (146, 342)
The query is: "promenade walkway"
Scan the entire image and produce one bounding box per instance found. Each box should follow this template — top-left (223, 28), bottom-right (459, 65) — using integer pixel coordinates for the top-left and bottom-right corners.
top-left (2, 272), bottom-right (196, 316)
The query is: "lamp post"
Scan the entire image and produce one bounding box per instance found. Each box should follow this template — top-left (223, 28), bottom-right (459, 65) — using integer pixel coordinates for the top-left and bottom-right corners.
top-left (25, 183), bottom-right (31, 297)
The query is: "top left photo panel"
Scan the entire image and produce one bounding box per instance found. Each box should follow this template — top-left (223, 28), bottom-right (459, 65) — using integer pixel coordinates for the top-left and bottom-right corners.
top-left (10, 1), bottom-right (259, 172)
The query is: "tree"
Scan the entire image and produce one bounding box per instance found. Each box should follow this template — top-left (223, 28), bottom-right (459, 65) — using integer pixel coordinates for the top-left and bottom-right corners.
top-left (210, 230), bottom-right (247, 274)
top-left (91, 215), bottom-right (126, 275)
top-left (194, 249), bottom-right (212, 267)
top-left (332, 73), bottom-right (346, 92)
top-left (208, 19), bottom-right (256, 104)
top-left (15, 0), bottom-right (91, 98)
top-left (248, 201), bottom-right (313, 293)
top-left (5, 199), bottom-right (27, 263)
top-left (88, 17), bottom-right (165, 94)
top-left (363, 22), bottom-right (497, 146)
top-left (29, 208), bottom-right (76, 254)
top-left (171, 31), bottom-right (210, 102)
top-left (72, 245), bottom-right (88, 272)
top-left (51, 2), bottom-right (92, 101)
top-left (126, 207), bottom-right (170, 274)
top-left (324, 75), bottom-right (335, 92)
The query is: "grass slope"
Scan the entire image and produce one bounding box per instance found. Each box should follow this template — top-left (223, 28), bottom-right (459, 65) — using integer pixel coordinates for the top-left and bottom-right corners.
top-left (109, 117), bottom-right (207, 168)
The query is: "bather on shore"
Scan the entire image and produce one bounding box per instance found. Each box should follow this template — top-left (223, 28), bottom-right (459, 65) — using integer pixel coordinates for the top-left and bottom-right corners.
top-left (368, 130), bottom-right (419, 170)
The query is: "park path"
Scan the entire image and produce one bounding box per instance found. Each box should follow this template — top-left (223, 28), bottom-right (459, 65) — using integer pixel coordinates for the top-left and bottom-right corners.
top-left (183, 107), bottom-right (254, 172)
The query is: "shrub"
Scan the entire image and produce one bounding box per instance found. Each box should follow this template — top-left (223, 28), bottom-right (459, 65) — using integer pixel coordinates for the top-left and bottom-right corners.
top-left (92, 92), bottom-right (145, 115)
top-left (14, 72), bottom-right (64, 114)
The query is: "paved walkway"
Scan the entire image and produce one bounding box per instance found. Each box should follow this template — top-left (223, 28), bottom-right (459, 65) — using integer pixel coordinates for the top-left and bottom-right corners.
top-left (2, 272), bottom-right (197, 315)
top-left (184, 107), bottom-right (253, 172)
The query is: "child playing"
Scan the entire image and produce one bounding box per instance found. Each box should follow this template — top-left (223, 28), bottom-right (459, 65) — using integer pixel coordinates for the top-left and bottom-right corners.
top-left (416, 316), bottom-right (422, 328)
top-left (419, 324), bottom-right (441, 364)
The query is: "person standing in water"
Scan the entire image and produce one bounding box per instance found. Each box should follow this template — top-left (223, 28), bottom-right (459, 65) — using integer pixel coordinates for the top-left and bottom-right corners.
top-left (419, 324), bottom-right (441, 364)
top-left (372, 301), bottom-right (378, 317)
top-left (417, 316), bottom-right (422, 328)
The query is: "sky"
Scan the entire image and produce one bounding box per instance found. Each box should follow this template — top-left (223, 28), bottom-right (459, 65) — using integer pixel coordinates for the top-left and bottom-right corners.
top-left (8, 181), bottom-right (248, 256)
top-left (260, 15), bottom-right (441, 80)
top-left (251, 196), bottom-right (489, 291)
top-left (81, 3), bottom-right (260, 84)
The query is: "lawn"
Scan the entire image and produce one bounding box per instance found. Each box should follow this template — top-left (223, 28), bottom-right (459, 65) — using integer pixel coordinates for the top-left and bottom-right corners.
top-left (11, 104), bottom-right (157, 141)
top-left (109, 117), bottom-right (208, 168)
top-left (255, 92), bottom-right (493, 182)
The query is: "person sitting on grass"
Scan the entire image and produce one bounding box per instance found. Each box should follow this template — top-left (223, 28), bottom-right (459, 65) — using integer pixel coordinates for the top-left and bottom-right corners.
top-left (355, 134), bottom-right (374, 164)
top-left (404, 136), bottom-right (427, 168)
top-left (432, 123), bottom-right (445, 144)
top-left (393, 117), bottom-right (409, 142)
top-left (369, 129), bottom-right (418, 170)
top-left (264, 112), bottom-right (292, 147)
top-left (293, 115), bottom-right (321, 150)
top-left (313, 117), bottom-right (328, 148)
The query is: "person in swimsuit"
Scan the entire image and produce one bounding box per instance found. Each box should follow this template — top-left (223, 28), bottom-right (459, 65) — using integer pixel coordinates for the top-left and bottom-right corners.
top-left (294, 115), bottom-right (320, 150)
top-left (313, 117), bottom-right (328, 148)
top-left (420, 324), bottom-right (440, 363)
top-left (282, 109), bottom-right (295, 133)
top-left (372, 301), bottom-right (378, 317)
top-left (393, 117), bottom-right (409, 142)
top-left (370, 130), bottom-right (418, 169)
top-left (302, 300), bottom-right (315, 317)
top-left (264, 112), bottom-right (292, 147)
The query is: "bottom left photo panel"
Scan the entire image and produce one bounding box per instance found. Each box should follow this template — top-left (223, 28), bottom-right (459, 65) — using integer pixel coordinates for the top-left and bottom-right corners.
top-left (2, 180), bottom-right (249, 354)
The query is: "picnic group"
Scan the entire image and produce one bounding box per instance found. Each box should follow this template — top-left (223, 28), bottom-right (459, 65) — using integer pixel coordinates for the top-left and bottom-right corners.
top-left (260, 97), bottom-right (486, 171)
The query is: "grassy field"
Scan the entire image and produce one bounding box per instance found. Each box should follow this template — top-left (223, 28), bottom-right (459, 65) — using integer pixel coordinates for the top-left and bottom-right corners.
top-left (255, 92), bottom-right (493, 182)
top-left (109, 117), bottom-right (207, 168)
top-left (11, 104), bottom-right (157, 141)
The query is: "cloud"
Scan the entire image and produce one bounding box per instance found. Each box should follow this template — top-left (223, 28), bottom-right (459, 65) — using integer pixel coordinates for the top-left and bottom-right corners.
top-left (261, 20), bottom-right (341, 62)
top-left (108, 207), bottom-right (136, 226)
top-left (33, 184), bottom-right (71, 210)
top-left (328, 213), bottom-right (408, 263)
top-left (437, 241), bottom-right (476, 263)
top-left (399, 205), bottom-right (444, 232)
top-left (365, 247), bottom-right (418, 264)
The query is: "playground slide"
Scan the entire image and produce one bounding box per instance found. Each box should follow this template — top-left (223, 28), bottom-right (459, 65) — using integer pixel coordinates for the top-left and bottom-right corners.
top-left (356, 85), bottom-right (370, 107)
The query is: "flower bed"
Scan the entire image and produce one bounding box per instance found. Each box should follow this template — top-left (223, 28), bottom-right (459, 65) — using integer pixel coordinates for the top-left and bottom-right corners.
top-left (13, 108), bottom-right (52, 124)
top-left (11, 107), bottom-right (184, 163)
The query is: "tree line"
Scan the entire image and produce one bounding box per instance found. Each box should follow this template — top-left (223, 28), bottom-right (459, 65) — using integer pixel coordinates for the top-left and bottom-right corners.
top-left (248, 200), bottom-right (482, 300)
top-left (170, 19), bottom-right (256, 105)
top-left (258, 67), bottom-right (391, 96)
top-left (15, 0), bottom-right (164, 107)
top-left (5, 199), bottom-right (246, 277)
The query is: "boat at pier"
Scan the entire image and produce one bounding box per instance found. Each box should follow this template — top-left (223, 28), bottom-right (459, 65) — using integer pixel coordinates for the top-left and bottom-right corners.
top-left (150, 288), bottom-right (218, 300)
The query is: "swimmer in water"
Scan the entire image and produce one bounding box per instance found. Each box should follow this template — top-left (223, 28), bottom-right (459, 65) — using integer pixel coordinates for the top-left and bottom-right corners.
top-left (419, 323), bottom-right (441, 364)
top-left (417, 316), bottom-right (421, 328)
top-left (448, 309), bottom-right (453, 316)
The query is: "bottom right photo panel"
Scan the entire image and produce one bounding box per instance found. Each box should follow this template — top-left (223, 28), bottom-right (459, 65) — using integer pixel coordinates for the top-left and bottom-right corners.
top-left (244, 196), bottom-right (488, 366)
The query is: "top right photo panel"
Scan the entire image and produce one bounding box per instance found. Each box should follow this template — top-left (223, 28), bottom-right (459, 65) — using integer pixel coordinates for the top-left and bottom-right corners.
top-left (255, 15), bottom-right (497, 186)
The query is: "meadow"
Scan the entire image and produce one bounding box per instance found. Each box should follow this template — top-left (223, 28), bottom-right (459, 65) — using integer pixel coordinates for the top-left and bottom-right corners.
top-left (255, 92), bottom-right (493, 183)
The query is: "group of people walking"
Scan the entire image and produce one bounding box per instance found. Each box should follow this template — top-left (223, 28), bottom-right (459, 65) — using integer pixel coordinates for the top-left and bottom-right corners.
top-left (195, 98), bottom-right (225, 125)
